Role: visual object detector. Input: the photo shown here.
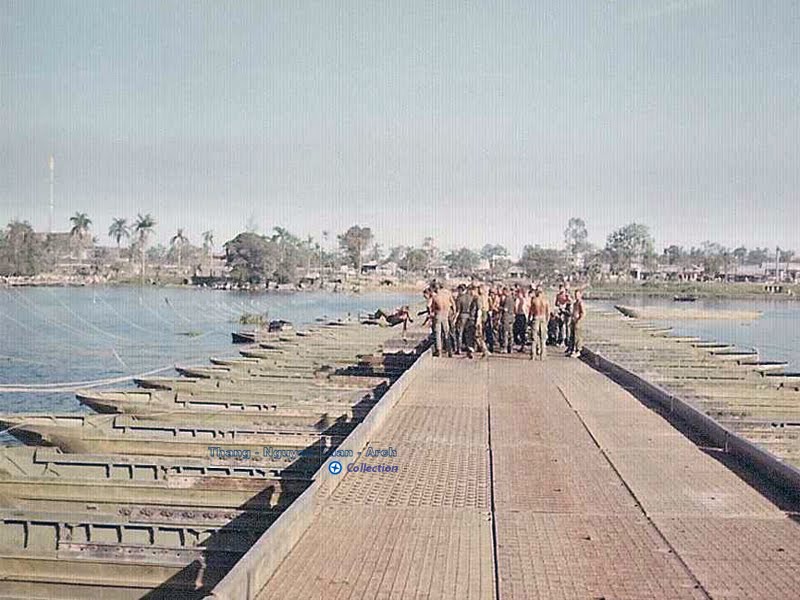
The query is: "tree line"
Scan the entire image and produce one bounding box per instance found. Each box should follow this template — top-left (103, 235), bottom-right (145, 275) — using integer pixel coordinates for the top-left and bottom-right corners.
top-left (1, 214), bottom-right (796, 281)
top-left (0, 213), bottom-right (212, 279)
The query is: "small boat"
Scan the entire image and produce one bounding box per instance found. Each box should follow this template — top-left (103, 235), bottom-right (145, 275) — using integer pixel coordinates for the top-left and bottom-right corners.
top-left (641, 327), bottom-right (673, 335)
top-left (0, 413), bottom-right (339, 458)
top-left (673, 294), bottom-right (698, 302)
top-left (710, 349), bottom-right (759, 361)
top-left (614, 305), bottom-right (641, 318)
top-left (231, 320), bottom-right (293, 342)
top-left (232, 330), bottom-right (259, 344)
top-left (134, 376), bottom-right (203, 389)
top-left (175, 364), bottom-right (237, 378)
top-left (735, 360), bottom-right (788, 372)
top-left (268, 319), bottom-right (294, 333)
top-left (765, 372), bottom-right (800, 381)
top-left (75, 388), bottom-right (372, 420)
top-left (665, 336), bottom-right (704, 343)
top-left (691, 342), bottom-right (734, 350)
top-left (209, 356), bottom-right (262, 366)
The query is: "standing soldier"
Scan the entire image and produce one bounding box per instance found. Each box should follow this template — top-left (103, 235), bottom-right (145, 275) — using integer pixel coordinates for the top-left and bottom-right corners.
top-left (554, 283), bottom-right (570, 346)
top-left (512, 287), bottom-right (528, 351)
top-left (493, 288), bottom-right (504, 351)
top-left (447, 288), bottom-right (458, 355)
top-left (485, 287), bottom-right (498, 352)
top-left (563, 286), bottom-right (575, 354)
top-left (474, 284), bottom-right (491, 358)
top-left (569, 289), bottom-right (586, 358)
top-left (528, 288), bottom-right (550, 360)
top-left (500, 286), bottom-right (514, 353)
top-left (454, 284), bottom-right (472, 355)
top-left (430, 282), bottom-right (453, 358)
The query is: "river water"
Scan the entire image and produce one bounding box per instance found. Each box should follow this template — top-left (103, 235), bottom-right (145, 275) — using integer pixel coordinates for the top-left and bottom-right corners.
top-left (0, 287), bottom-right (419, 420)
top-left (4, 289), bottom-right (798, 444)
top-left (599, 296), bottom-right (800, 371)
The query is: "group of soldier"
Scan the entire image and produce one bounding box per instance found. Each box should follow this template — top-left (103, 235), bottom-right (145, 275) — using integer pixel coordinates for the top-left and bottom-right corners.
top-left (422, 281), bottom-right (585, 361)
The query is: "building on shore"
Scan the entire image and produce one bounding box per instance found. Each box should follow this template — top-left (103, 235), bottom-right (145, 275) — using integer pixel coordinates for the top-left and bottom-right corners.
top-left (764, 261), bottom-right (800, 283)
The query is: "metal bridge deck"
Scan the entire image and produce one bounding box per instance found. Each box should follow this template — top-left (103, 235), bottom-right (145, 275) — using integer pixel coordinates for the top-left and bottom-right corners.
top-left (253, 354), bottom-right (800, 599)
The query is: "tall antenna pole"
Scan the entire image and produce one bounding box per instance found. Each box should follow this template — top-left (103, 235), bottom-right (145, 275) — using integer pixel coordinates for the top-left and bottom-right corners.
top-left (48, 155), bottom-right (55, 233)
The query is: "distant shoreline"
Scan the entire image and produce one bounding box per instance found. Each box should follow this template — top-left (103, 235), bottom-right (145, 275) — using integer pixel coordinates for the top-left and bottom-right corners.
top-left (585, 282), bottom-right (798, 302)
top-left (3, 277), bottom-right (798, 302)
top-left (0, 278), bottom-right (426, 295)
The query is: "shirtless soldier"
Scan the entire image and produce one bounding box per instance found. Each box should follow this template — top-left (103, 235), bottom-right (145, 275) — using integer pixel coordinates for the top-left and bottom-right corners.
top-left (473, 284), bottom-right (490, 358)
top-left (430, 282), bottom-right (453, 357)
top-left (528, 288), bottom-right (550, 360)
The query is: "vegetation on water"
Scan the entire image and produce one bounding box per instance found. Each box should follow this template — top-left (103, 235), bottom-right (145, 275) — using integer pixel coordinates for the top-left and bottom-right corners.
top-left (238, 312), bottom-right (269, 325)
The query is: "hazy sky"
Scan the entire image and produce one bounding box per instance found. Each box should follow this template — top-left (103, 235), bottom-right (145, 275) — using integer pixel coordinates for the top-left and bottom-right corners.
top-left (1, 1), bottom-right (798, 255)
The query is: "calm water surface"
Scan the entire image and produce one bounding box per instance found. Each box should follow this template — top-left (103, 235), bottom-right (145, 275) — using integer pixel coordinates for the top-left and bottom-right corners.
top-left (599, 296), bottom-right (800, 371)
top-left (5, 289), bottom-right (798, 444)
top-left (0, 287), bottom-right (418, 420)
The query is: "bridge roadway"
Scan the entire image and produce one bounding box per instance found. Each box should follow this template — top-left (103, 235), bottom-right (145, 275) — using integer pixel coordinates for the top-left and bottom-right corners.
top-left (253, 354), bottom-right (800, 599)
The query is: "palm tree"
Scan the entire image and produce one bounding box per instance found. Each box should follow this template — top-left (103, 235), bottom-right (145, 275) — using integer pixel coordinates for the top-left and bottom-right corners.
top-left (321, 230), bottom-right (331, 277)
top-left (69, 212), bottom-right (92, 260)
top-left (271, 226), bottom-right (298, 245)
top-left (134, 213), bottom-right (156, 284)
top-left (271, 226), bottom-right (298, 263)
top-left (170, 228), bottom-right (189, 270)
top-left (202, 230), bottom-right (214, 256)
top-left (69, 212), bottom-right (92, 239)
top-left (107, 217), bottom-right (130, 251)
top-left (305, 235), bottom-right (315, 273)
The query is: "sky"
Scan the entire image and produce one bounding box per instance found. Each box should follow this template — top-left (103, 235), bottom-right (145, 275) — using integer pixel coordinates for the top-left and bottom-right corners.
top-left (1, 0), bottom-right (799, 256)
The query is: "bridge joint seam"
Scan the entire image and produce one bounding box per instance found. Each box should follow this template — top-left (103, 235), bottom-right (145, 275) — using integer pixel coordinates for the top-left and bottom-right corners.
top-left (486, 362), bottom-right (501, 600)
top-left (555, 383), bottom-right (712, 600)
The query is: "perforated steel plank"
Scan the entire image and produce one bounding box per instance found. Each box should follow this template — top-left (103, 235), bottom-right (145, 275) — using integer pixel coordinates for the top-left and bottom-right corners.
top-left (495, 512), bottom-right (706, 600)
top-left (578, 409), bottom-right (696, 452)
top-left (489, 402), bottom-right (594, 450)
top-left (328, 441), bottom-right (491, 509)
top-left (547, 359), bottom-right (643, 411)
top-left (492, 443), bottom-right (639, 516)
top-left (654, 516), bottom-right (800, 599)
top-left (400, 359), bottom-right (489, 409)
top-left (376, 405), bottom-right (488, 447)
top-left (606, 449), bottom-right (783, 518)
top-left (257, 506), bottom-right (495, 600)
top-left (251, 342), bottom-right (800, 600)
